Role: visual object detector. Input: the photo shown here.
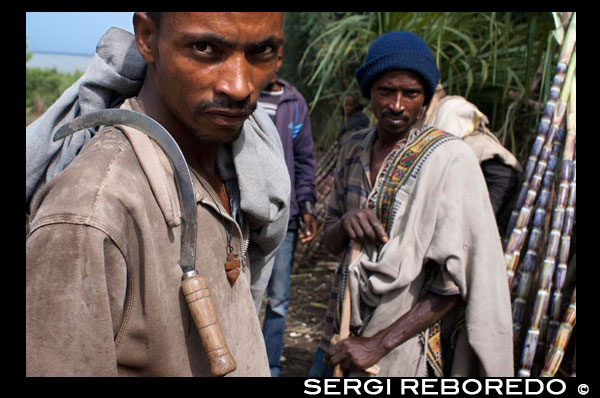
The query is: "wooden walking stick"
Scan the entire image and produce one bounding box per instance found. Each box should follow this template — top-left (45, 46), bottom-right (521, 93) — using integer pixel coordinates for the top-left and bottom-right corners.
top-left (55, 109), bottom-right (236, 376)
top-left (333, 280), bottom-right (352, 377)
top-left (332, 242), bottom-right (380, 377)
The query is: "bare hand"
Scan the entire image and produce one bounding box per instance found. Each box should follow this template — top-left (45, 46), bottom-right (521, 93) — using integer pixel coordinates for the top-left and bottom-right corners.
top-left (299, 213), bottom-right (317, 243)
top-left (341, 209), bottom-right (388, 245)
top-left (325, 335), bottom-right (387, 372)
top-left (325, 292), bottom-right (461, 373)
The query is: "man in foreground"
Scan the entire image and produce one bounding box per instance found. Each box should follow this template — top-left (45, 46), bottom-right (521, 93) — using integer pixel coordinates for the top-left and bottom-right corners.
top-left (318, 31), bottom-right (513, 377)
top-left (26, 12), bottom-right (289, 376)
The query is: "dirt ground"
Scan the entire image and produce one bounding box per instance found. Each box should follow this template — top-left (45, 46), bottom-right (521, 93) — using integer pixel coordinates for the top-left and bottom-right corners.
top-left (258, 267), bottom-right (334, 377)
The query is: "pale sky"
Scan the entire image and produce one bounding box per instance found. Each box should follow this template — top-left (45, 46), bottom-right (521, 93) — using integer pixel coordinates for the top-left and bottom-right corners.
top-left (26, 12), bottom-right (134, 55)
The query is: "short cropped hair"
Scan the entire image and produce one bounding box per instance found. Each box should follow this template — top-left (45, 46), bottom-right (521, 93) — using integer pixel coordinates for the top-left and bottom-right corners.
top-left (145, 12), bottom-right (161, 28)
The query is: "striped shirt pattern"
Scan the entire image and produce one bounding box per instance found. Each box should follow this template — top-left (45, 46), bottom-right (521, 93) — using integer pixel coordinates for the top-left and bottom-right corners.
top-left (258, 87), bottom-right (284, 124)
top-left (324, 128), bottom-right (376, 230)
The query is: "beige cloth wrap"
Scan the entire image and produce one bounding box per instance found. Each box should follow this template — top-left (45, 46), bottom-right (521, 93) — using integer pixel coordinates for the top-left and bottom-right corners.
top-left (347, 138), bottom-right (514, 377)
top-left (426, 95), bottom-right (522, 172)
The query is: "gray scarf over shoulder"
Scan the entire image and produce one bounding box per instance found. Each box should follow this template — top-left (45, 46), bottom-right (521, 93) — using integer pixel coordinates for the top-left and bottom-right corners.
top-left (25, 27), bottom-right (290, 309)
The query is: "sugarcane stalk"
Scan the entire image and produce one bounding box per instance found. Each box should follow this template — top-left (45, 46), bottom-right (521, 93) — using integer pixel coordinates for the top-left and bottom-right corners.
top-left (315, 141), bottom-right (339, 178)
top-left (516, 53), bottom-right (575, 378)
top-left (536, 81), bottom-right (575, 362)
top-left (509, 123), bottom-right (563, 293)
top-left (540, 287), bottom-right (576, 377)
top-left (504, 13), bottom-right (576, 242)
top-left (545, 77), bottom-right (576, 348)
top-left (550, 12), bottom-right (572, 46)
top-left (315, 140), bottom-right (338, 169)
top-left (315, 154), bottom-right (338, 189)
top-left (505, 48), bottom-right (576, 286)
top-left (516, 178), bottom-right (565, 377)
top-left (511, 126), bottom-right (564, 344)
top-left (544, 174), bottom-right (575, 348)
top-left (571, 345), bottom-right (576, 377)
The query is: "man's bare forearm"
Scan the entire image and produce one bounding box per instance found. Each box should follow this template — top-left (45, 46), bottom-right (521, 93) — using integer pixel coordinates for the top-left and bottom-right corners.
top-left (326, 291), bottom-right (461, 371)
top-left (375, 292), bottom-right (460, 352)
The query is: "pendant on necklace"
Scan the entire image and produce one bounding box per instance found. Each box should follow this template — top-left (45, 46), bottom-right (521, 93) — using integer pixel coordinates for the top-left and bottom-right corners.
top-left (225, 251), bottom-right (241, 285)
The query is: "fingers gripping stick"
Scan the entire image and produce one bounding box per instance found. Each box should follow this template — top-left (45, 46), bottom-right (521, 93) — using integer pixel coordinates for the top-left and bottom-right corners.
top-left (55, 109), bottom-right (237, 376)
top-left (332, 241), bottom-right (380, 377)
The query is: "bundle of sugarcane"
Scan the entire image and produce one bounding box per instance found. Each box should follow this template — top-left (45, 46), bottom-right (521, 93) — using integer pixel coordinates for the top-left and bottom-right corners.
top-left (316, 140), bottom-right (339, 173)
top-left (313, 144), bottom-right (340, 207)
top-left (545, 81), bottom-right (576, 349)
top-left (510, 125), bottom-right (564, 345)
top-left (516, 62), bottom-right (576, 378)
top-left (504, 13), bottom-right (576, 286)
top-left (504, 12), bottom-right (576, 241)
top-left (294, 141), bottom-right (339, 264)
top-left (314, 141), bottom-right (339, 187)
top-left (537, 115), bottom-right (575, 371)
top-left (540, 287), bottom-right (576, 377)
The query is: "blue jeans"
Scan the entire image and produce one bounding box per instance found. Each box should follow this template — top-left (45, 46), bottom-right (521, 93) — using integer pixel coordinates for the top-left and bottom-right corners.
top-left (307, 346), bottom-right (334, 377)
top-left (262, 230), bottom-right (298, 377)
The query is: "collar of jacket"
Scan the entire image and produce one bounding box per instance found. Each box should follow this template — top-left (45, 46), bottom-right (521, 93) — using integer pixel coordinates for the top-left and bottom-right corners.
top-left (273, 78), bottom-right (301, 104)
top-left (116, 98), bottom-right (182, 228)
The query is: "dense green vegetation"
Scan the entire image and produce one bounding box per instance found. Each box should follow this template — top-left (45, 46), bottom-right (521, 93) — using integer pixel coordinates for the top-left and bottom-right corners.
top-left (26, 38), bottom-right (83, 125)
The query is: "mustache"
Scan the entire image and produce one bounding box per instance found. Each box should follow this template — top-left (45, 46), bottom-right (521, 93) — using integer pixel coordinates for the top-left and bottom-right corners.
top-left (195, 98), bottom-right (257, 114)
top-left (381, 109), bottom-right (407, 118)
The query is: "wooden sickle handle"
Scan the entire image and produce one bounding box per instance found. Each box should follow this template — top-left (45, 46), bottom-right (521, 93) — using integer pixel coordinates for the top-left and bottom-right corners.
top-left (182, 274), bottom-right (237, 376)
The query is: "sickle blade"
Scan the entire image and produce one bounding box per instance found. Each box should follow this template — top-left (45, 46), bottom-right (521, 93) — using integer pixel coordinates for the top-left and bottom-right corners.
top-left (54, 109), bottom-right (197, 273)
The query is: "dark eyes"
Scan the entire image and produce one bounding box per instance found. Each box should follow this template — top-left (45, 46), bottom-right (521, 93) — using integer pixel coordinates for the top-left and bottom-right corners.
top-left (377, 87), bottom-right (395, 94)
top-left (377, 87), bottom-right (421, 97)
top-left (252, 44), bottom-right (275, 56)
top-left (193, 42), bottom-right (215, 55)
top-left (192, 42), bottom-right (276, 59)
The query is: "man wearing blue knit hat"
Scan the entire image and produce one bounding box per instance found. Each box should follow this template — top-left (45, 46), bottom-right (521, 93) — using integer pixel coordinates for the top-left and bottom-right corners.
top-left (309, 31), bottom-right (513, 377)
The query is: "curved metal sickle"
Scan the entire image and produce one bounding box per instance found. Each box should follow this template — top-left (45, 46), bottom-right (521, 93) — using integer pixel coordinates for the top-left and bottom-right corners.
top-left (54, 109), bottom-right (197, 274)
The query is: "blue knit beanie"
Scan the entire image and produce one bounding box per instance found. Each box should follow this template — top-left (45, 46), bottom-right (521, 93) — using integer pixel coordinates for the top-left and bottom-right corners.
top-left (355, 31), bottom-right (440, 105)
